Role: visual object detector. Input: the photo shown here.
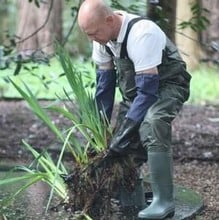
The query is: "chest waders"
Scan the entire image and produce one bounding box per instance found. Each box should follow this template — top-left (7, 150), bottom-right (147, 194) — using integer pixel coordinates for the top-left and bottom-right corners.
top-left (106, 17), bottom-right (191, 219)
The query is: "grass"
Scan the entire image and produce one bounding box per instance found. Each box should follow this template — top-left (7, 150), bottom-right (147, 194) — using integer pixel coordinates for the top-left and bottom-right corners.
top-left (0, 57), bottom-right (96, 99)
top-left (0, 58), bottom-right (64, 99)
top-left (188, 65), bottom-right (219, 104)
top-left (1, 59), bottom-right (219, 104)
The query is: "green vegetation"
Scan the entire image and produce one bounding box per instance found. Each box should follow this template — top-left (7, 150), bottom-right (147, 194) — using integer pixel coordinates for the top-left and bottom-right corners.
top-left (0, 57), bottom-right (96, 99)
top-left (0, 58), bottom-right (64, 98)
top-left (0, 49), bottom-right (112, 218)
top-left (1, 59), bottom-right (219, 104)
top-left (188, 65), bottom-right (219, 104)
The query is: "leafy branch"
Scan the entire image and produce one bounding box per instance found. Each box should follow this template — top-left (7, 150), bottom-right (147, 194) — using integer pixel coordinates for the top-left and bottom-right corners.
top-left (178, 2), bottom-right (210, 32)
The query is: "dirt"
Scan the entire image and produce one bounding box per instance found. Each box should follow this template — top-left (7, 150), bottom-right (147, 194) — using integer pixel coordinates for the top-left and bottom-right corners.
top-left (0, 100), bottom-right (218, 220)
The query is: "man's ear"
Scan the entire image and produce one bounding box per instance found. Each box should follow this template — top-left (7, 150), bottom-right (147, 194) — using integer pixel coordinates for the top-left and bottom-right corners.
top-left (105, 15), bottom-right (114, 26)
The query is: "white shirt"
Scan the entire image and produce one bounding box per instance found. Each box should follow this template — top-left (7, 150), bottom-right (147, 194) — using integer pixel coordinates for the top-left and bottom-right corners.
top-left (92, 11), bottom-right (166, 72)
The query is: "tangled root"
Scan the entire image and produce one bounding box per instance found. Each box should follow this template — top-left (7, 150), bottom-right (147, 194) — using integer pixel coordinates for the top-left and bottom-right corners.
top-left (63, 152), bottom-right (139, 218)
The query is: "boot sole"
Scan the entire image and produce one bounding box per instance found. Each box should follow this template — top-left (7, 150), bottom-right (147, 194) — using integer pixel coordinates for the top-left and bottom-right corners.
top-left (138, 210), bottom-right (175, 219)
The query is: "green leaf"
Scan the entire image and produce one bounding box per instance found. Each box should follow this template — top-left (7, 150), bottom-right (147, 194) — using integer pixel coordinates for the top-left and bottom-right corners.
top-left (13, 62), bottom-right (22, 75)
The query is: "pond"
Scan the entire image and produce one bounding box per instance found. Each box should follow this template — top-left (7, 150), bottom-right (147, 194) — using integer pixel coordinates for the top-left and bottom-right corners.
top-left (0, 160), bottom-right (72, 220)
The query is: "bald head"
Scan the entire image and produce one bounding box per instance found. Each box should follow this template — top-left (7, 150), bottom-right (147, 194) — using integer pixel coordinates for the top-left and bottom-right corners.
top-left (78, 0), bottom-right (113, 31)
top-left (77, 0), bottom-right (122, 44)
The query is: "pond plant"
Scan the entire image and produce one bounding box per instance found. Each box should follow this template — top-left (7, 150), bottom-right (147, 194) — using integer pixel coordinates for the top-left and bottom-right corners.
top-left (0, 47), bottom-right (139, 219)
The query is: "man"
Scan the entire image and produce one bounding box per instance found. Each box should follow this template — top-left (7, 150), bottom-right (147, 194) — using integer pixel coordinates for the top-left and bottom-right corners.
top-left (78, 0), bottom-right (191, 219)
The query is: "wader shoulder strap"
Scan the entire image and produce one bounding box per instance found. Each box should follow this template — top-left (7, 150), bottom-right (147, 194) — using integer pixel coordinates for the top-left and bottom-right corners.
top-left (105, 45), bottom-right (114, 57)
top-left (120, 17), bottom-right (147, 58)
top-left (105, 17), bottom-right (147, 59)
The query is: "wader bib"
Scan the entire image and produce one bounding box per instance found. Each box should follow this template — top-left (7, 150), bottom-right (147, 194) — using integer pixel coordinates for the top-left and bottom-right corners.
top-left (106, 17), bottom-right (191, 156)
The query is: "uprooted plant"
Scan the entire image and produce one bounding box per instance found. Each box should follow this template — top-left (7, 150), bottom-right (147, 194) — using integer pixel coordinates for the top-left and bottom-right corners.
top-left (62, 152), bottom-right (139, 218)
top-left (0, 47), bottom-right (140, 219)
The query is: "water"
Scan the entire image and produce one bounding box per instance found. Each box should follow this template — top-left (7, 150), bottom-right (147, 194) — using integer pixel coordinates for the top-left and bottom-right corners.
top-left (0, 162), bottom-right (71, 220)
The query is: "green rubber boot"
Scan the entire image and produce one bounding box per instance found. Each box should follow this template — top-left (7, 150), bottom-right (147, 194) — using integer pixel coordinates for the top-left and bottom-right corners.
top-left (138, 152), bottom-right (175, 219)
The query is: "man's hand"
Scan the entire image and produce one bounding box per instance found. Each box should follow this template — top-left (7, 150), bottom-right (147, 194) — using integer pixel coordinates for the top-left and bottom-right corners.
top-left (109, 117), bottom-right (140, 156)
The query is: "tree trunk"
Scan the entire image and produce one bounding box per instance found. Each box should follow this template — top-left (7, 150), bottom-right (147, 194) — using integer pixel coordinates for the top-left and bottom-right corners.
top-left (175, 0), bottom-right (203, 70)
top-left (200, 0), bottom-right (219, 62)
top-left (0, 2), bottom-right (8, 43)
top-left (147, 0), bottom-right (177, 43)
top-left (16, 0), bottom-right (62, 56)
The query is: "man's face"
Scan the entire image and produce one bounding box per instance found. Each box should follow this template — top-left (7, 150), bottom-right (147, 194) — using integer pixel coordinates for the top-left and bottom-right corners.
top-left (83, 21), bottom-right (112, 45)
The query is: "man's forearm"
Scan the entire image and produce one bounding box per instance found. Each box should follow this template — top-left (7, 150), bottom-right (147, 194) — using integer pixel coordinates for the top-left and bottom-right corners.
top-left (95, 68), bottom-right (116, 121)
top-left (126, 73), bottom-right (159, 122)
